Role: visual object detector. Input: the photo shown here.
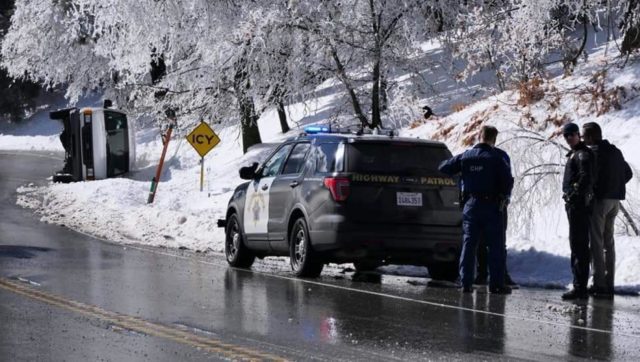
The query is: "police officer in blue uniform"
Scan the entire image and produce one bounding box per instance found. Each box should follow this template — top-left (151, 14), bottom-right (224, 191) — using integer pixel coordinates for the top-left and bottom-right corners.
top-left (439, 126), bottom-right (514, 294)
top-left (475, 146), bottom-right (517, 287)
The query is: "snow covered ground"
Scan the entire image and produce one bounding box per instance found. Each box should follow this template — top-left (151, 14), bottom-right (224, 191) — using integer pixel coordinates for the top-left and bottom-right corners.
top-left (2, 40), bottom-right (640, 294)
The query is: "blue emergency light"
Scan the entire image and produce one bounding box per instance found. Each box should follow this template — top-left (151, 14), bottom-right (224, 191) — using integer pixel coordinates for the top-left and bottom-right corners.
top-left (304, 125), bottom-right (330, 134)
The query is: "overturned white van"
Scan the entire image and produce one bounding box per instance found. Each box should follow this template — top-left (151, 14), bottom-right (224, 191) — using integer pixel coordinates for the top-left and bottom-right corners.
top-left (50, 102), bottom-right (135, 182)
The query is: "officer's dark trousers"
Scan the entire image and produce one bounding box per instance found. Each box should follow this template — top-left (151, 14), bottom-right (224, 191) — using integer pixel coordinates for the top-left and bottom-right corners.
top-left (460, 197), bottom-right (505, 289)
top-left (566, 204), bottom-right (591, 292)
top-left (476, 210), bottom-right (509, 281)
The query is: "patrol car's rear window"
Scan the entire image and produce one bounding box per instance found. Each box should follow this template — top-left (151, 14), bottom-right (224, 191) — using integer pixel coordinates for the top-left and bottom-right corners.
top-left (316, 143), bottom-right (344, 173)
top-left (347, 143), bottom-right (451, 175)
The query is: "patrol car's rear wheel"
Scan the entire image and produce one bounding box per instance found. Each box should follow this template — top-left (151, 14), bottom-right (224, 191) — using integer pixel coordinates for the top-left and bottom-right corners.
top-left (225, 214), bottom-right (255, 268)
top-left (290, 218), bottom-right (323, 277)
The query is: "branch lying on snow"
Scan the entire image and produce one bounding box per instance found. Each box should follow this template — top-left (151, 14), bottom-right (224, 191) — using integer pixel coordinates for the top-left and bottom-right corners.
top-left (619, 204), bottom-right (640, 236)
top-left (499, 126), bottom-right (569, 153)
top-left (501, 125), bottom-right (639, 237)
top-left (521, 171), bottom-right (561, 177)
top-left (520, 163), bottom-right (563, 176)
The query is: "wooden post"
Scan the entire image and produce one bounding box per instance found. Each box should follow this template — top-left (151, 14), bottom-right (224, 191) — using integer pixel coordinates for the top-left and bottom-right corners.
top-left (147, 122), bottom-right (174, 204)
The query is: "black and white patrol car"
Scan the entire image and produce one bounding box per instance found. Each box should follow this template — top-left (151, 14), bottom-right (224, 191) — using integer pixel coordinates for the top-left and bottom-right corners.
top-left (218, 127), bottom-right (462, 279)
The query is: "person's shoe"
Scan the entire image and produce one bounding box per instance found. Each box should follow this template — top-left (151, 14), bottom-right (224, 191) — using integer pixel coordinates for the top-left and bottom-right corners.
top-left (592, 289), bottom-right (614, 300)
top-left (473, 276), bottom-right (488, 286)
top-left (593, 292), bottom-right (614, 300)
top-left (561, 289), bottom-right (588, 300)
top-left (505, 274), bottom-right (519, 289)
top-left (460, 286), bottom-right (473, 293)
top-left (588, 286), bottom-right (614, 299)
top-left (489, 286), bottom-right (512, 294)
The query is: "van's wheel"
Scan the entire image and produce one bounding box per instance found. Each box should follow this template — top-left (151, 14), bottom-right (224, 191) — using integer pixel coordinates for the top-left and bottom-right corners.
top-left (289, 217), bottom-right (323, 277)
top-left (225, 213), bottom-right (255, 268)
top-left (427, 261), bottom-right (459, 282)
top-left (52, 173), bottom-right (74, 183)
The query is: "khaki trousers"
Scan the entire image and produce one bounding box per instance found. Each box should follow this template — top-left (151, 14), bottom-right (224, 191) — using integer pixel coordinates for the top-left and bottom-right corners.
top-left (589, 199), bottom-right (620, 292)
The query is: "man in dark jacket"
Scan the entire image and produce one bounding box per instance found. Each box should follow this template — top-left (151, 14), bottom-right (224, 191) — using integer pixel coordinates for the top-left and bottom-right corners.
top-left (439, 126), bottom-right (514, 294)
top-left (561, 123), bottom-right (596, 300)
top-left (582, 122), bottom-right (633, 299)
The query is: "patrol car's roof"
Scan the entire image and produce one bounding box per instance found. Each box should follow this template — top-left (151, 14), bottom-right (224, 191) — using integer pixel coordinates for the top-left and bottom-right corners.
top-left (292, 133), bottom-right (447, 147)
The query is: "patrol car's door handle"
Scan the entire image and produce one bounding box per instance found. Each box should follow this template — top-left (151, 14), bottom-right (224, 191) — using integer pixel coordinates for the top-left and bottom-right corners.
top-left (289, 181), bottom-right (299, 188)
top-left (261, 184), bottom-right (269, 191)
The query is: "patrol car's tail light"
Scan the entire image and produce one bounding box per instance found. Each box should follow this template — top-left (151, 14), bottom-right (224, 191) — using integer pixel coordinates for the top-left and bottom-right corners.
top-left (323, 177), bottom-right (350, 201)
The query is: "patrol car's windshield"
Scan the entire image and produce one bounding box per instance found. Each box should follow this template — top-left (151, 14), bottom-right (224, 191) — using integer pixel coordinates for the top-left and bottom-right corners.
top-left (347, 143), bottom-right (451, 175)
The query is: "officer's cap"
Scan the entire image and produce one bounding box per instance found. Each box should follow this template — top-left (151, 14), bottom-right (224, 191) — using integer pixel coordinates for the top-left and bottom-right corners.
top-left (562, 123), bottom-right (579, 135)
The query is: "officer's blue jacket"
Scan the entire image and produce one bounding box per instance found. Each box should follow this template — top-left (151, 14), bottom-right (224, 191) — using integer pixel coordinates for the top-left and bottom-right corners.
top-left (494, 147), bottom-right (511, 172)
top-left (494, 147), bottom-right (514, 198)
top-left (438, 143), bottom-right (513, 196)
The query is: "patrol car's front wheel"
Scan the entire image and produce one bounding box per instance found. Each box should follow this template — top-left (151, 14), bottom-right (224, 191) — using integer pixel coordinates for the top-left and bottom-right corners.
top-left (225, 214), bottom-right (255, 268)
top-left (289, 218), bottom-right (323, 277)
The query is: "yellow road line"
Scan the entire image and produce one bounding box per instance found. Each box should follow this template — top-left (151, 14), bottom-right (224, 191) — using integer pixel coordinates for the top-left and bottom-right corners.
top-left (0, 278), bottom-right (287, 362)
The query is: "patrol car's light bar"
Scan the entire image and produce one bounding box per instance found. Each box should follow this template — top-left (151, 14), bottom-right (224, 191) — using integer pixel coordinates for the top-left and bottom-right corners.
top-left (323, 177), bottom-right (350, 202)
top-left (304, 125), bottom-right (330, 134)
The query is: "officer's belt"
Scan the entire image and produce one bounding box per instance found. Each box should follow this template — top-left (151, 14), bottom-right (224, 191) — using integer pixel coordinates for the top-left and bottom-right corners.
top-left (468, 193), bottom-right (501, 202)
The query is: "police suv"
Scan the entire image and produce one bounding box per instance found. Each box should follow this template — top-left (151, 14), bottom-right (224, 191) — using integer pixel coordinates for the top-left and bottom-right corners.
top-left (219, 127), bottom-right (462, 279)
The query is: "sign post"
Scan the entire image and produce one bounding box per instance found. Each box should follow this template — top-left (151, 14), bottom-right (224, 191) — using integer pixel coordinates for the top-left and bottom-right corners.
top-left (200, 157), bottom-right (204, 192)
top-left (186, 121), bottom-right (220, 192)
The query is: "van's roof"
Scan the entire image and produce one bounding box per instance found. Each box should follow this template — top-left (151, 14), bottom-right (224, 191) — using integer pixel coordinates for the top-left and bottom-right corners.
top-left (79, 107), bottom-right (125, 114)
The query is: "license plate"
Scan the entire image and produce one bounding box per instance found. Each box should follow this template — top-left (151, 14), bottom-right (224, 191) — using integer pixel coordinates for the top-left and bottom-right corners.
top-left (397, 192), bottom-right (422, 207)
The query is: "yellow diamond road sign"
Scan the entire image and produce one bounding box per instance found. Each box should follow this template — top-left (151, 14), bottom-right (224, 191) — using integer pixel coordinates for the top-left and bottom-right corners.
top-left (186, 121), bottom-right (220, 158)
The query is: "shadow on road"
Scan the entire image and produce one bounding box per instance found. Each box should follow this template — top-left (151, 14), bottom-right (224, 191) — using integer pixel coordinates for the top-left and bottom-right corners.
top-left (0, 245), bottom-right (52, 259)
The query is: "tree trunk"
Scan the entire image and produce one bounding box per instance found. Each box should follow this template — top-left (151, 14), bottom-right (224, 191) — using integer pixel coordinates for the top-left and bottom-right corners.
top-left (380, 71), bottom-right (388, 113)
top-left (235, 56), bottom-right (262, 154)
top-left (276, 101), bottom-right (290, 133)
top-left (239, 98), bottom-right (262, 154)
top-left (371, 56), bottom-right (381, 129)
top-left (328, 44), bottom-right (370, 128)
top-left (369, 2), bottom-right (381, 130)
top-left (622, 24), bottom-right (640, 54)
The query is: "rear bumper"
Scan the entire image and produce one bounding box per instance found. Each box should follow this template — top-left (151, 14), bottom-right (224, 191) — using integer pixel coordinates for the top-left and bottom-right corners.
top-left (310, 221), bottom-right (462, 264)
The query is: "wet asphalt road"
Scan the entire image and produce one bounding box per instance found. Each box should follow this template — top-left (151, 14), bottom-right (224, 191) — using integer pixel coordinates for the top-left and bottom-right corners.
top-left (1, 152), bottom-right (640, 361)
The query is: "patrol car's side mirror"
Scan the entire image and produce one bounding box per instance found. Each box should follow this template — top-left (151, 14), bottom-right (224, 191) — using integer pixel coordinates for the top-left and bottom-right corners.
top-left (239, 162), bottom-right (259, 180)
